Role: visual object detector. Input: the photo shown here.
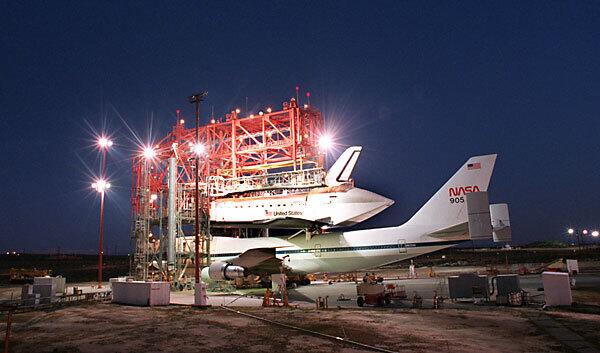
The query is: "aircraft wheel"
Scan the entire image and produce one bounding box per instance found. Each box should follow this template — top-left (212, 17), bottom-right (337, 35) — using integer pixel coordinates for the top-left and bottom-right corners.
top-left (357, 296), bottom-right (364, 307)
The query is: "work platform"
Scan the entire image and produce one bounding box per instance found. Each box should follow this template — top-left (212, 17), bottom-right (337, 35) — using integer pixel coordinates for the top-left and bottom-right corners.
top-left (129, 97), bottom-right (327, 285)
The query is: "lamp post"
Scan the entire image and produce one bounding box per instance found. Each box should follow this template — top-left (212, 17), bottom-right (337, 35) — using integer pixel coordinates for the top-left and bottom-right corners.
top-left (98, 137), bottom-right (113, 173)
top-left (92, 178), bottom-right (111, 288)
top-left (95, 137), bottom-right (112, 288)
top-left (188, 92), bottom-right (207, 283)
top-left (567, 228), bottom-right (576, 247)
top-left (567, 228), bottom-right (582, 250)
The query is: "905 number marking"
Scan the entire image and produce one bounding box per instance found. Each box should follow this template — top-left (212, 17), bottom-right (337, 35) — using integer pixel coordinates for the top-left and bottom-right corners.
top-left (449, 196), bottom-right (465, 204)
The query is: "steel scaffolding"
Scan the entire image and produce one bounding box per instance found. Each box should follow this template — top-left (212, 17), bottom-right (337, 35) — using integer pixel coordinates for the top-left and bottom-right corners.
top-left (130, 98), bottom-right (325, 287)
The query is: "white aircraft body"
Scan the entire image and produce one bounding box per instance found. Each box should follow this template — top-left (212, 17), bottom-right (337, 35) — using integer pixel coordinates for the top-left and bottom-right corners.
top-left (180, 154), bottom-right (511, 282)
top-left (209, 146), bottom-right (394, 229)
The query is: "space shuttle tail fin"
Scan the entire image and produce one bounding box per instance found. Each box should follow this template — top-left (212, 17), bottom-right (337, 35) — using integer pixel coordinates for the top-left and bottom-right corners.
top-left (325, 146), bottom-right (362, 187)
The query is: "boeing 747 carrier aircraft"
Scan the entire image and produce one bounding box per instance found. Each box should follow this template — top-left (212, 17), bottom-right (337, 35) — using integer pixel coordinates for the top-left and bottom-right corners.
top-left (178, 154), bottom-right (511, 282)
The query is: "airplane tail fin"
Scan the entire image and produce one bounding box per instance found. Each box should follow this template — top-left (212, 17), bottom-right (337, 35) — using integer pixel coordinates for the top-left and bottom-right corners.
top-left (325, 146), bottom-right (362, 187)
top-left (405, 154), bottom-right (497, 232)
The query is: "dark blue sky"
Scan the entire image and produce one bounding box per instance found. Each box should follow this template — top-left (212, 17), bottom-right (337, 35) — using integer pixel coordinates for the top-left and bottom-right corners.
top-left (1, 2), bottom-right (599, 253)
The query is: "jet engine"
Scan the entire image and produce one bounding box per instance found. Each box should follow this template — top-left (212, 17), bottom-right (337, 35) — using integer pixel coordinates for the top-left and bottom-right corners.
top-left (207, 261), bottom-right (246, 281)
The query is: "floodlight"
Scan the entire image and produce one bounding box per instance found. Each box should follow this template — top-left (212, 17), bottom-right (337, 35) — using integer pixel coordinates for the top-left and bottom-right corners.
top-left (98, 137), bottom-right (113, 148)
top-left (192, 143), bottom-right (206, 156)
top-left (318, 134), bottom-right (334, 151)
top-left (143, 146), bottom-right (156, 160)
top-left (92, 179), bottom-right (110, 193)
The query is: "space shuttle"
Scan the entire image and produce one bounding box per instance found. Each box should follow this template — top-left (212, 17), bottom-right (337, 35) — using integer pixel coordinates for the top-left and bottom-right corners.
top-left (209, 146), bottom-right (394, 230)
top-left (178, 154), bottom-right (512, 282)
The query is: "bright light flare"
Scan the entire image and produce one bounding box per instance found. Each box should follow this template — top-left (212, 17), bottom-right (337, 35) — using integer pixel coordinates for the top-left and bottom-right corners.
top-left (567, 228), bottom-right (574, 235)
top-left (318, 134), bottom-right (334, 151)
top-left (150, 194), bottom-right (158, 202)
top-left (91, 179), bottom-right (111, 193)
top-left (592, 230), bottom-right (599, 237)
top-left (98, 137), bottom-right (113, 148)
top-left (583, 229), bottom-right (589, 235)
top-left (142, 146), bottom-right (156, 160)
top-left (192, 143), bottom-right (206, 156)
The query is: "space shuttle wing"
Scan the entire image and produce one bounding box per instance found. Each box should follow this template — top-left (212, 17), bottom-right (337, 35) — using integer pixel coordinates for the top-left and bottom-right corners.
top-left (325, 146), bottom-right (362, 187)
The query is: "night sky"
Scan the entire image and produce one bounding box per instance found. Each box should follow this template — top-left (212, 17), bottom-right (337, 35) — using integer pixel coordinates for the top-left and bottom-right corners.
top-left (1, 2), bottom-right (599, 253)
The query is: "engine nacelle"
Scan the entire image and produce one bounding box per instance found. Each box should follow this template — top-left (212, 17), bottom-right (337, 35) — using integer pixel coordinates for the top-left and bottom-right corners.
top-left (207, 261), bottom-right (246, 281)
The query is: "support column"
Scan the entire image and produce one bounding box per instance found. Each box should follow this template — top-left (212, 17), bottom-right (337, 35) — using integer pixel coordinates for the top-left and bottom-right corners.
top-left (167, 157), bottom-right (177, 271)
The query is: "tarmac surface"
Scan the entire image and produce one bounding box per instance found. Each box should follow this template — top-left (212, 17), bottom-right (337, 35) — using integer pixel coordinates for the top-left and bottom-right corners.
top-left (6, 303), bottom-right (597, 353)
top-left (1, 268), bottom-right (600, 352)
top-left (289, 273), bottom-right (600, 308)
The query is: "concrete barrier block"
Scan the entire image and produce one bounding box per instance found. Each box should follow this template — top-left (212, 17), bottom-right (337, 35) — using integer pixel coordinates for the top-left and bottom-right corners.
top-left (112, 281), bottom-right (170, 306)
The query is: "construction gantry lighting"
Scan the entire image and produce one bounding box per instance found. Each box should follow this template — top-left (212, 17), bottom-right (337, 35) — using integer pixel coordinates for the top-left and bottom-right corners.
top-left (129, 97), bottom-right (326, 287)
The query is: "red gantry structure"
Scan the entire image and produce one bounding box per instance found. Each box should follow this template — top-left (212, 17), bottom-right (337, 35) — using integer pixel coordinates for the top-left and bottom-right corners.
top-left (130, 98), bottom-right (326, 284)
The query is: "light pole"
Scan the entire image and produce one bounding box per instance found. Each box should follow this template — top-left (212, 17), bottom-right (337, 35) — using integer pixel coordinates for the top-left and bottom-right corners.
top-left (92, 177), bottom-right (111, 288)
top-left (98, 137), bottom-right (113, 175)
top-left (95, 137), bottom-right (112, 287)
top-left (567, 228), bottom-right (582, 250)
top-left (96, 137), bottom-right (113, 287)
top-left (568, 228), bottom-right (576, 248)
top-left (188, 92), bottom-right (207, 283)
